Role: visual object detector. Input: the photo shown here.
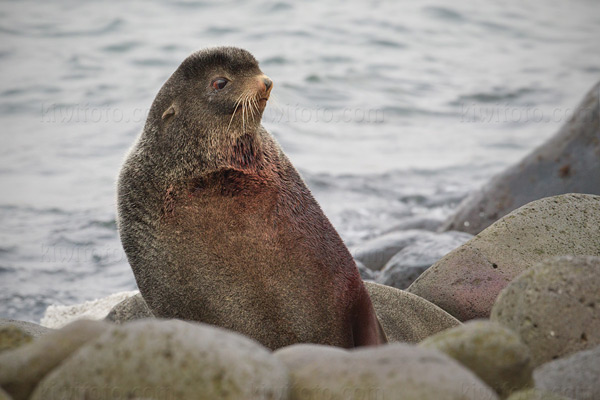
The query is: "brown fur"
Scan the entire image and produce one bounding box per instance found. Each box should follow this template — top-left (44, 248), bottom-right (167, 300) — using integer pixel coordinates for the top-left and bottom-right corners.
top-left (117, 47), bottom-right (386, 349)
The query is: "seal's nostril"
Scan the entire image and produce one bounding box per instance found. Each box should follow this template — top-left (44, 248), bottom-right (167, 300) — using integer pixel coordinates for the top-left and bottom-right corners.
top-left (263, 77), bottom-right (273, 91)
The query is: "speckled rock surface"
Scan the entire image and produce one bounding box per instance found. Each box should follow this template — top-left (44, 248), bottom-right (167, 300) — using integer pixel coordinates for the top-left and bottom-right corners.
top-left (365, 282), bottom-right (460, 343)
top-left (408, 194), bottom-right (600, 321)
top-left (0, 326), bottom-right (33, 353)
top-left (0, 319), bottom-right (52, 339)
top-left (274, 343), bottom-right (498, 400)
top-left (352, 230), bottom-right (437, 271)
top-left (534, 344), bottom-right (600, 400)
top-left (441, 81), bottom-right (600, 235)
top-left (377, 231), bottom-right (473, 289)
top-left (505, 388), bottom-right (569, 400)
top-left (105, 292), bottom-right (154, 324)
top-left (420, 320), bottom-right (533, 397)
top-left (0, 319), bottom-right (111, 400)
top-left (491, 256), bottom-right (600, 367)
top-left (31, 319), bottom-right (289, 400)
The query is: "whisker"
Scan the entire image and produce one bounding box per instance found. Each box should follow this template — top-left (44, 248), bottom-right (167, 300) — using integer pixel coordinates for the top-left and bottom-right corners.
top-left (264, 93), bottom-right (284, 117)
top-left (252, 95), bottom-right (260, 120)
top-left (226, 92), bottom-right (245, 135)
top-left (242, 93), bottom-right (247, 133)
top-left (249, 94), bottom-right (258, 122)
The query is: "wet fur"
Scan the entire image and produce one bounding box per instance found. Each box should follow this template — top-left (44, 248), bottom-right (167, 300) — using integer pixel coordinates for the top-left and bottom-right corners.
top-left (117, 47), bottom-right (386, 349)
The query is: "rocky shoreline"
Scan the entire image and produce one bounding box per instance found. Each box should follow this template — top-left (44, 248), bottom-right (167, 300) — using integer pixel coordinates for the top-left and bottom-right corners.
top-left (1, 82), bottom-right (599, 399)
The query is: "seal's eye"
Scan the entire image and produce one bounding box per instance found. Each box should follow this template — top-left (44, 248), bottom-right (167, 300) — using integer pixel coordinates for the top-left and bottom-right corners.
top-left (212, 78), bottom-right (228, 90)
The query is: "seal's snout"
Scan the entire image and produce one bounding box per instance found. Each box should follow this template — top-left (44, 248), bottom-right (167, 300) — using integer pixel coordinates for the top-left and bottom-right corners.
top-left (263, 76), bottom-right (273, 91)
top-left (258, 75), bottom-right (273, 98)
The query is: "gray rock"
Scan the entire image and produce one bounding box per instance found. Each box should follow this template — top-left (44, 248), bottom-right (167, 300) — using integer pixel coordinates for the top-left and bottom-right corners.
top-left (354, 259), bottom-right (375, 281)
top-left (408, 194), bottom-right (600, 321)
top-left (274, 342), bottom-right (498, 400)
top-left (383, 214), bottom-right (446, 232)
top-left (365, 282), bottom-right (460, 343)
top-left (377, 231), bottom-right (473, 289)
top-left (31, 319), bottom-right (289, 400)
top-left (534, 344), bottom-right (600, 400)
top-left (0, 319), bottom-right (111, 400)
top-left (420, 320), bottom-right (533, 398)
top-left (0, 319), bottom-right (52, 339)
top-left (506, 388), bottom-right (569, 400)
top-left (0, 326), bottom-right (33, 353)
top-left (442, 81), bottom-right (600, 235)
top-left (352, 230), bottom-right (437, 271)
top-left (491, 256), bottom-right (600, 367)
top-left (105, 293), bottom-right (154, 324)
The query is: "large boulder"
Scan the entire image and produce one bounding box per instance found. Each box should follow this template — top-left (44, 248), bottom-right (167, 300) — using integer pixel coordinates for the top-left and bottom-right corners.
top-left (0, 326), bottom-right (33, 353)
top-left (30, 319), bottom-right (289, 400)
top-left (0, 319), bottom-right (52, 339)
top-left (0, 320), bottom-right (111, 400)
top-left (408, 194), bottom-right (600, 321)
top-left (533, 344), bottom-right (600, 400)
top-left (274, 342), bottom-right (498, 400)
top-left (377, 231), bottom-right (473, 289)
top-left (491, 256), bottom-right (600, 367)
top-left (419, 320), bottom-right (533, 398)
top-left (365, 282), bottom-right (460, 343)
top-left (442, 81), bottom-right (600, 235)
top-left (105, 292), bottom-right (154, 324)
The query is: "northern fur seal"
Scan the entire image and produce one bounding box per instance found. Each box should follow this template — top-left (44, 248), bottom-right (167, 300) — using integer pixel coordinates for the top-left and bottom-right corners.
top-left (117, 47), bottom-right (386, 349)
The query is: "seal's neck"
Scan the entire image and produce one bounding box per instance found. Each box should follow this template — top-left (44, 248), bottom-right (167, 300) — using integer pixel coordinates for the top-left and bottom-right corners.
top-left (204, 124), bottom-right (270, 174)
top-left (228, 133), bottom-right (261, 170)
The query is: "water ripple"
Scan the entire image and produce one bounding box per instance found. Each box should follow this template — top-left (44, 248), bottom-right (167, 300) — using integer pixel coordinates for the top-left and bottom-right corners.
top-left (0, 19), bottom-right (123, 38)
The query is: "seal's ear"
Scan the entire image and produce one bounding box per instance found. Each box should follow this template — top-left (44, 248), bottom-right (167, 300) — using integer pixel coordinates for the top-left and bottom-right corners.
top-left (162, 104), bottom-right (177, 121)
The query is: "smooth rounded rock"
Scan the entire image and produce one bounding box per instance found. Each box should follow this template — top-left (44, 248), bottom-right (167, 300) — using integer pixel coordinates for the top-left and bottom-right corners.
top-left (365, 282), bottom-right (460, 343)
top-left (105, 293), bottom-right (154, 324)
top-left (534, 344), bottom-right (600, 400)
top-left (506, 388), bottom-right (569, 400)
top-left (0, 319), bottom-right (111, 400)
top-left (491, 256), bottom-right (600, 366)
top-left (377, 231), bottom-right (473, 289)
top-left (275, 342), bottom-right (498, 400)
top-left (0, 326), bottom-right (33, 353)
top-left (442, 81), bottom-right (600, 235)
top-left (408, 194), bottom-right (600, 321)
top-left (420, 320), bottom-right (533, 397)
top-left (0, 319), bottom-right (52, 339)
top-left (31, 319), bottom-right (289, 400)
top-left (352, 230), bottom-right (437, 271)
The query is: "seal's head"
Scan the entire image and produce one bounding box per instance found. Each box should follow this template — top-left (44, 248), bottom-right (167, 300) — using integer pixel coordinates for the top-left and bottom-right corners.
top-left (149, 47), bottom-right (273, 140)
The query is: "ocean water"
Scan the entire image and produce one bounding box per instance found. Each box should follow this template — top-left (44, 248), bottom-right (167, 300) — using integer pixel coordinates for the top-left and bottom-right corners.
top-left (1, 0), bottom-right (599, 322)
